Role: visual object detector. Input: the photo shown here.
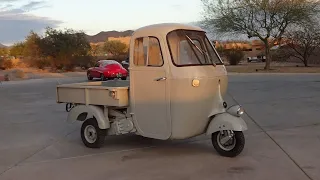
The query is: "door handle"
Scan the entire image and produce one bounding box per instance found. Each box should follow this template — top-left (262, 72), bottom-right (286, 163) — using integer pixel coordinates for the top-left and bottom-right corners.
top-left (154, 77), bottom-right (167, 81)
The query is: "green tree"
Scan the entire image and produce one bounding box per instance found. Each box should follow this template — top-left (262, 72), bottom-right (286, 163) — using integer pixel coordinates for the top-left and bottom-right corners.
top-left (41, 27), bottom-right (91, 70)
top-left (0, 48), bottom-right (13, 70)
top-left (23, 31), bottom-right (42, 58)
top-left (201, 0), bottom-right (320, 70)
top-left (103, 40), bottom-right (128, 56)
top-left (9, 42), bottom-right (25, 58)
top-left (22, 31), bottom-right (50, 69)
top-left (90, 44), bottom-right (104, 56)
top-left (0, 48), bottom-right (8, 57)
top-left (0, 48), bottom-right (9, 70)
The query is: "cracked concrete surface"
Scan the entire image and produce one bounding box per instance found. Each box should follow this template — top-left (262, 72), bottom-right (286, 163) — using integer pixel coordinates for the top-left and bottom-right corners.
top-left (0, 74), bottom-right (319, 180)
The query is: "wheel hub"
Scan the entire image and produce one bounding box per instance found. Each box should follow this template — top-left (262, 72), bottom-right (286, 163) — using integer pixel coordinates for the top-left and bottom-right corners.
top-left (84, 125), bottom-right (97, 143)
top-left (217, 130), bottom-right (236, 151)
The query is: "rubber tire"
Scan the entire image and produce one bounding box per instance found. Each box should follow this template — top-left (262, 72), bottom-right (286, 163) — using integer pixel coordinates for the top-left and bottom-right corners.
top-left (121, 77), bottom-right (126, 80)
top-left (100, 74), bottom-right (105, 81)
top-left (211, 131), bottom-right (245, 157)
top-left (81, 118), bottom-right (106, 148)
top-left (87, 73), bottom-right (93, 80)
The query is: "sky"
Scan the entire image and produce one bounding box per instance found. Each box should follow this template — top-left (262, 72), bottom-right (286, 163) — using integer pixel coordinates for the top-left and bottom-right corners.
top-left (0, 0), bottom-right (204, 45)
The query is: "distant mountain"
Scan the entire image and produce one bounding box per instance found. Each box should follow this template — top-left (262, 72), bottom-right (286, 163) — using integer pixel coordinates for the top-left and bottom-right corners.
top-left (86, 30), bottom-right (134, 43)
top-left (0, 43), bottom-right (7, 48)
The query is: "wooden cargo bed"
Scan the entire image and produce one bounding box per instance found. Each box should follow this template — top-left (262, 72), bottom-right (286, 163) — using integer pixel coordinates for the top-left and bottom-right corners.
top-left (56, 80), bottom-right (129, 107)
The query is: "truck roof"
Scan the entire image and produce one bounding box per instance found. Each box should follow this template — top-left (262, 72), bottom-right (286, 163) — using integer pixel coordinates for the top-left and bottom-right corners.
top-left (132, 23), bottom-right (205, 37)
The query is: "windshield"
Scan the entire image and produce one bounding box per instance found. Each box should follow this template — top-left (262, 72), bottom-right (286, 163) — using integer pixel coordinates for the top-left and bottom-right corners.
top-left (167, 30), bottom-right (223, 67)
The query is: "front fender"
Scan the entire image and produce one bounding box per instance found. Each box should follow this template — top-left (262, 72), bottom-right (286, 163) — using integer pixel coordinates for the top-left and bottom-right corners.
top-left (67, 105), bottom-right (110, 129)
top-left (206, 113), bottom-right (248, 135)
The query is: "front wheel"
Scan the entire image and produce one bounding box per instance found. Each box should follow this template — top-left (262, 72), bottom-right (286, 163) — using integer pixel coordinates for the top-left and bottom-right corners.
top-left (81, 118), bottom-right (106, 148)
top-left (211, 130), bottom-right (245, 157)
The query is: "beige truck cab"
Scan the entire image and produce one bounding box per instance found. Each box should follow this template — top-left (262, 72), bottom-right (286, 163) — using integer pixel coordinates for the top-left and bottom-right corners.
top-left (56, 23), bottom-right (248, 157)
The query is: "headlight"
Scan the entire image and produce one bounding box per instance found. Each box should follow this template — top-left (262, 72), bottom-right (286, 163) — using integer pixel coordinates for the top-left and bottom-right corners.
top-left (227, 105), bottom-right (245, 117)
top-left (237, 106), bottom-right (245, 116)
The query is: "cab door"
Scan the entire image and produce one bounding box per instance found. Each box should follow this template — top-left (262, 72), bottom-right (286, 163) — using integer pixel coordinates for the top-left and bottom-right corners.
top-left (130, 36), bottom-right (170, 140)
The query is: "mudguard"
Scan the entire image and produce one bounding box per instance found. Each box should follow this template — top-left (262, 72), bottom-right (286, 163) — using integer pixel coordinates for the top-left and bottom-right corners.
top-left (206, 113), bottom-right (248, 135)
top-left (67, 105), bottom-right (110, 129)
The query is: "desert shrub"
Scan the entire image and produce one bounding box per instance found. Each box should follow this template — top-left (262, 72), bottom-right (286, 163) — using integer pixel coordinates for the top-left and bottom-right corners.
top-left (35, 59), bottom-right (50, 70)
top-left (93, 54), bottom-right (128, 63)
top-left (224, 48), bottom-right (245, 65)
top-left (63, 63), bottom-right (76, 71)
top-left (72, 56), bottom-right (95, 69)
top-left (11, 58), bottom-right (27, 68)
top-left (215, 46), bottom-right (225, 55)
top-left (103, 40), bottom-right (128, 56)
top-left (0, 57), bottom-right (4, 69)
top-left (215, 46), bottom-right (244, 65)
top-left (2, 59), bottom-right (14, 69)
top-left (24, 57), bottom-right (50, 70)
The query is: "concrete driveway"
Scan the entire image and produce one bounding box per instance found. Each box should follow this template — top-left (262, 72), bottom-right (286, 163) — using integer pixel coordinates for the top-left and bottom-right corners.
top-left (0, 74), bottom-right (319, 180)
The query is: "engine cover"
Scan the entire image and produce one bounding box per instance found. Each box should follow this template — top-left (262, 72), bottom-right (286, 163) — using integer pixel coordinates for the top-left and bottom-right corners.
top-left (109, 117), bottom-right (136, 135)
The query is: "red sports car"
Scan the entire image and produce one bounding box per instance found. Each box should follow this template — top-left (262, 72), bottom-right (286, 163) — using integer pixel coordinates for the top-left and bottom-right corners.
top-left (87, 60), bottom-right (128, 81)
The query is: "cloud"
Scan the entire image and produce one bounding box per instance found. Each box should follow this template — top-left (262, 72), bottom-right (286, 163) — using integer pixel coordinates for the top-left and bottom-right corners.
top-left (0, 1), bottom-right (61, 45)
top-left (0, 4), bottom-right (14, 10)
top-left (0, 16), bottom-right (61, 44)
top-left (171, 4), bottom-right (183, 10)
top-left (0, 0), bottom-right (18, 2)
top-left (22, 1), bottom-right (47, 11)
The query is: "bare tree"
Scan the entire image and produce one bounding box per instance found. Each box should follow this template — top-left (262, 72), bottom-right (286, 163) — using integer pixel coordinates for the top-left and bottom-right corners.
top-left (201, 0), bottom-right (320, 70)
top-left (284, 23), bottom-right (320, 67)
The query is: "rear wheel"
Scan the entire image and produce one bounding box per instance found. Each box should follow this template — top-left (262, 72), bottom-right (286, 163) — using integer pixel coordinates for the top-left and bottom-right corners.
top-left (100, 74), bottom-right (105, 81)
top-left (121, 77), bottom-right (127, 80)
top-left (211, 130), bottom-right (245, 157)
top-left (87, 72), bottom-right (93, 80)
top-left (81, 118), bottom-right (106, 148)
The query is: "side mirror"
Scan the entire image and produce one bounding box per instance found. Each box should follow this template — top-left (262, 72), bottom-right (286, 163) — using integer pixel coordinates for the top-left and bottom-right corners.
top-left (122, 61), bottom-right (129, 65)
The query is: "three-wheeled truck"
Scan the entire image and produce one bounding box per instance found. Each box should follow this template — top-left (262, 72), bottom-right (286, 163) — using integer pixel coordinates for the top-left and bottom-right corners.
top-left (56, 23), bottom-right (248, 157)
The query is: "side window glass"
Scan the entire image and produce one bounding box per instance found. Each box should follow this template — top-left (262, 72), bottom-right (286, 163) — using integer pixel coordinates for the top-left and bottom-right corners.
top-left (147, 37), bottom-right (163, 67)
top-left (133, 38), bottom-right (146, 66)
top-left (133, 37), bottom-right (163, 67)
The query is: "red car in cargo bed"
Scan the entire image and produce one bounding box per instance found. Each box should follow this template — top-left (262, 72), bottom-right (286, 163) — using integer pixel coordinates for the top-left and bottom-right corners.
top-left (87, 60), bottom-right (128, 81)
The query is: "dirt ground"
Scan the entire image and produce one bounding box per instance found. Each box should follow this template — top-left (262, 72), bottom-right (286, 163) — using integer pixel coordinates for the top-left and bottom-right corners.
top-left (0, 68), bottom-right (86, 81)
top-left (1, 61), bottom-right (320, 82)
top-left (226, 61), bottom-right (320, 73)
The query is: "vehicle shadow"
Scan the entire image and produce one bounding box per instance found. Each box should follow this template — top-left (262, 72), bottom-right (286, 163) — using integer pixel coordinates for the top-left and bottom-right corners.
top-left (103, 134), bottom-right (216, 156)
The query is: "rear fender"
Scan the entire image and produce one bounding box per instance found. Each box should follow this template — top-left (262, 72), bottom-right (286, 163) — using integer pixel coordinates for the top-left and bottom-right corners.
top-left (206, 113), bottom-right (248, 135)
top-left (67, 105), bottom-right (110, 129)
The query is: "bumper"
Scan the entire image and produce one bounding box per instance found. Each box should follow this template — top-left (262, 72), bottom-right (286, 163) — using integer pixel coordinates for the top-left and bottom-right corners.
top-left (106, 73), bottom-right (127, 78)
